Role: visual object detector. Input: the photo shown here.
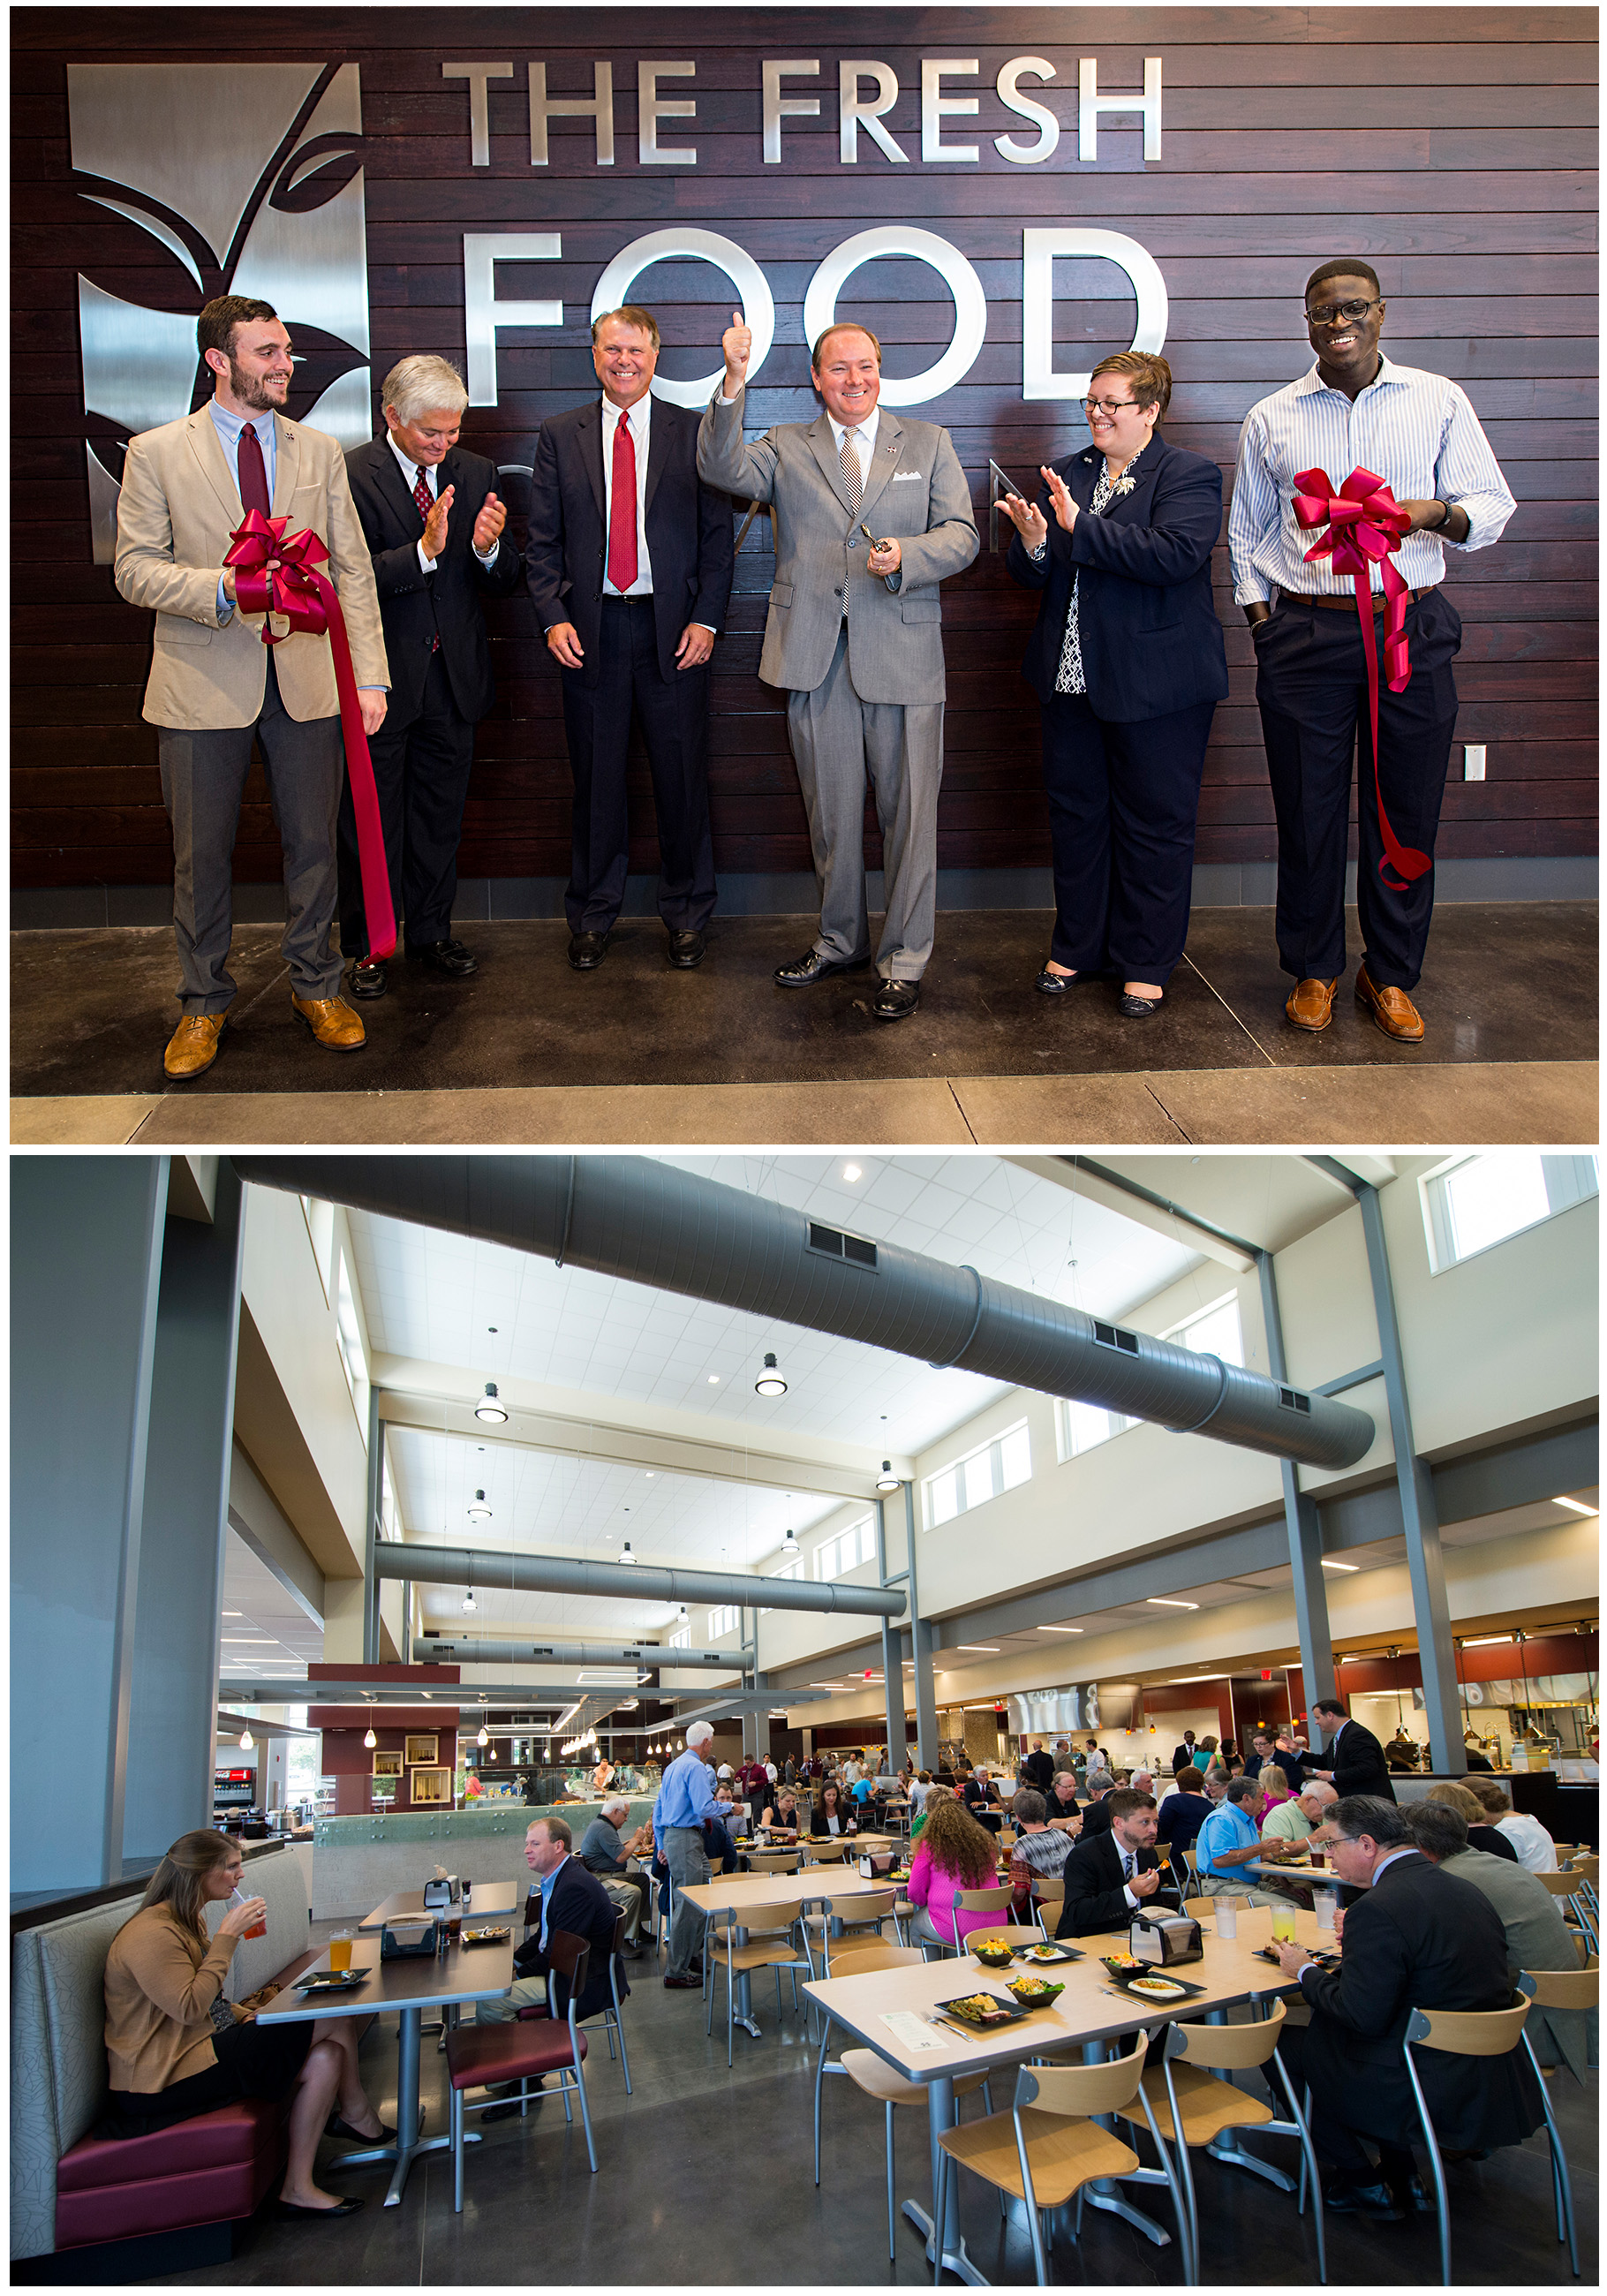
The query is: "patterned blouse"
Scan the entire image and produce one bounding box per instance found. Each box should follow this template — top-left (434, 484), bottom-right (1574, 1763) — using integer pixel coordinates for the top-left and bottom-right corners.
top-left (1041, 441), bottom-right (1149, 695)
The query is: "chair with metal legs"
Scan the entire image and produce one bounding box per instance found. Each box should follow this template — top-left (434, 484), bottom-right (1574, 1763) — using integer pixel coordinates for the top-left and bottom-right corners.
top-left (933, 2032), bottom-right (1186, 2286)
top-left (948, 1884), bottom-right (1015, 1956)
top-left (1030, 1878), bottom-right (1064, 1939)
top-left (1515, 1966), bottom-right (1596, 2278)
top-left (1399, 1997), bottom-right (1550, 2286)
top-left (811, 1944), bottom-right (993, 2261)
top-left (444, 1930), bottom-right (599, 2207)
top-left (707, 1898), bottom-right (812, 2067)
top-left (1113, 1999), bottom-right (1325, 2285)
top-left (1540, 1863), bottom-right (1600, 1955)
top-left (801, 1888), bottom-right (902, 1978)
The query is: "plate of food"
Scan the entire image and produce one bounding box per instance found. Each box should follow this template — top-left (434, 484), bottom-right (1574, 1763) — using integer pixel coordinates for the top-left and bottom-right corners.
top-left (461, 1926), bottom-right (511, 1946)
top-left (1098, 1957), bottom-right (1207, 2002)
top-left (936, 1990), bottom-right (1032, 2029)
top-left (1004, 1975), bottom-right (1065, 2007)
top-left (1022, 1940), bottom-right (1083, 1964)
top-left (295, 1968), bottom-right (368, 1993)
top-left (969, 1938), bottom-right (1017, 1967)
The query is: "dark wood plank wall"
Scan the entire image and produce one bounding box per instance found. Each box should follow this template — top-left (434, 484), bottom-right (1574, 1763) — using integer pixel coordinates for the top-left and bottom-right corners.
top-left (12, 6), bottom-right (1598, 890)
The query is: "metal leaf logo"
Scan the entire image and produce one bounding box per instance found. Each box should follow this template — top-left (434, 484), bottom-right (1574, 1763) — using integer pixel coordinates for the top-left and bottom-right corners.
top-left (68, 62), bottom-right (372, 562)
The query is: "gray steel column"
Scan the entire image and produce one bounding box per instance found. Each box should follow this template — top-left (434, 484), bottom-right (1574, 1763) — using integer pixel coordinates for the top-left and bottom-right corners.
top-left (12, 1157), bottom-right (169, 1891)
top-left (1256, 1254), bottom-right (1337, 1711)
top-left (752, 1665), bottom-right (772, 1764)
top-left (874, 1499), bottom-right (903, 1764)
top-left (1354, 1182), bottom-right (1464, 1773)
top-left (124, 1161), bottom-right (247, 1865)
top-left (363, 1393), bottom-right (383, 1664)
top-left (905, 1483), bottom-right (939, 1770)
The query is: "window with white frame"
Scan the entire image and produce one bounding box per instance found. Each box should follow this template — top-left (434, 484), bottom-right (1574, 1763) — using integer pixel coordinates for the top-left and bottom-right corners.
top-left (706, 1605), bottom-right (740, 1640)
top-left (1057, 1397), bottom-right (1139, 1459)
top-left (668, 1625), bottom-right (691, 1650)
top-left (924, 1420), bottom-right (1032, 1529)
top-left (1165, 1291), bottom-right (1245, 1369)
top-left (299, 1195), bottom-right (334, 1302)
top-left (815, 1516), bottom-right (877, 1581)
top-left (333, 1253), bottom-right (369, 1438)
top-left (1422, 1152), bottom-right (1599, 1272)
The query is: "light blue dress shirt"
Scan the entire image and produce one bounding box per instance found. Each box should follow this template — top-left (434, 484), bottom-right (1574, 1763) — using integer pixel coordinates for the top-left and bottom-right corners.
top-left (209, 401), bottom-right (275, 623)
top-left (653, 1748), bottom-right (728, 1844)
top-left (1195, 1798), bottom-right (1260, 1880)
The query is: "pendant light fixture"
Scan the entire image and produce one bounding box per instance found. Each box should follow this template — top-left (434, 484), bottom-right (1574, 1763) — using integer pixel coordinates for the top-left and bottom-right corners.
top-left (462, 1586), bottom-right (477, 1612)
top-left (780, 1526), bottom-right (799, 1559)
top-left (238, 1726), bottom-right (253, 1750)
top-left (876, 1460), bottom-right (901, 1492)
top-left (467, 1489), bottom-right (492, 1522)
top-left (475, 1382), bottom-right (508, 1424)
top-left (477, 1706), bottom-right (490, 1748)
top-left (363, 1722), bottom-right (377, 1750)
top-left (755, 1352), bottom-right (788, 1396)
top-left (619, 1539), bottom-right (636, 1565)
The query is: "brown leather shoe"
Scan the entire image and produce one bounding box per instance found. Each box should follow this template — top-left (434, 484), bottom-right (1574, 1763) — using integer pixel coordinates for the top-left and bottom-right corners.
top-left (1355, 965), bottom-right (1424, 1041)
top-left (1285, 977), bottom-right (1339, 1031)
top-left (290, 993), bottom-right (366, 1051)
top-left (163, 1013), bottom-right (227, 1079)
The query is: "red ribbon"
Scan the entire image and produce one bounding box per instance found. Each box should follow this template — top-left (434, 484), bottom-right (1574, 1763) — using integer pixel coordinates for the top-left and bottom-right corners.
top-left (1291, 465), bottom-right (1429, 890)
top-left (224, 510), bottom-right (396, 958)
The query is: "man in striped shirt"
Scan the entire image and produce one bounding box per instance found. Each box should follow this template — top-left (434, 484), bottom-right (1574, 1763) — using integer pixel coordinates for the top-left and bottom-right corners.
top-left (1229, 260), bottom-right (1516, 1042)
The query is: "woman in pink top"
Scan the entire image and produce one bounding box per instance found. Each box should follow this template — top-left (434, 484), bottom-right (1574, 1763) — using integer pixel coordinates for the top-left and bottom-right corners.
top-left (904, 1795), bottom-right (1001, 1952)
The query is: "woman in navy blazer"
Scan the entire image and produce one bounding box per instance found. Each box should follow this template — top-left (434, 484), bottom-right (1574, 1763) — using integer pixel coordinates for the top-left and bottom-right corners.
top-left (1003, 354), bottom-right (1228, 1013)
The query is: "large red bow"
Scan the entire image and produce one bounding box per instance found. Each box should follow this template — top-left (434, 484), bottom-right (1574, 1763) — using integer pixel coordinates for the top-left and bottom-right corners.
top-left (224, 510), bottom-right (396, 958)
top-left (1291, 466), bottom-right (1428, 889)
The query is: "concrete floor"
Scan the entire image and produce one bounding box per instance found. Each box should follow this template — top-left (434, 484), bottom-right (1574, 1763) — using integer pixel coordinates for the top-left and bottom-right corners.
top-left (126, 1915), bottom-right (1598, 2289)
top-left (11, 903), bottom-right (1597, 1147)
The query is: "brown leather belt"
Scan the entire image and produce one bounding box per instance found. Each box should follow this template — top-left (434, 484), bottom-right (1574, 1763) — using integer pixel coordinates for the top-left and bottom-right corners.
top-left (1290, 587), bottom-right (1436, 613)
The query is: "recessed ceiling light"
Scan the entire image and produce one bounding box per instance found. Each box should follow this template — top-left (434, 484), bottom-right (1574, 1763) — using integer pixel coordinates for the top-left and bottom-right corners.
top-left (1039, 1625), bottom-right (1083, 1633)
top-left (1463, 1634), bottom-right (1514, 1648)
top-left (707, 1375), bottom-right (720, 1385)
top-left (1145, 1597), bottom-right (1199, 1610)
top-left (223, 1611), bottom-right (243, 1618)
top-left (957, 1644), bottom-right (1000, 1652)
top-left (843, 1163), bottom-right (863, 1182)
top-left (1554, 1494), bottom-right (1596, 1516)
top-left (1320, 1560), bottom-right (1359, 1573)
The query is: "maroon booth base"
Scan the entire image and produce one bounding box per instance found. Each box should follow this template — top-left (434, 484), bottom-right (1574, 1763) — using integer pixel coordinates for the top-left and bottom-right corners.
top-left (56, 2098), bottom-right (287, 2250)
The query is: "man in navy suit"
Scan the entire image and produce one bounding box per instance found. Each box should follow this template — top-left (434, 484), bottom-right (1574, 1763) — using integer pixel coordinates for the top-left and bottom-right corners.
top-left (526, 306), bottom-right (735, 971)
top-left (1055, 1789), bottom-right (1174, 1934)
top-left (339, 355), bottom-right (522, 997)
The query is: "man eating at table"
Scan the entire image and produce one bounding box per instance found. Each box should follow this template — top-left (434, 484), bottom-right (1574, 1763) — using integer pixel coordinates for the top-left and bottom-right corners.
top-left (1056, 1790), bottom-right (1172, 1934)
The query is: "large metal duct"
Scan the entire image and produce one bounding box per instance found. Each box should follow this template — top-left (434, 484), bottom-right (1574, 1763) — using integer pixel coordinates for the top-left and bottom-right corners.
top-left (413, 1636), bottom-right (739, 1668)
top-left (375, 1539), bottom-right (904, 1618)
top-left (233, 1157), bottom-right (1374, 1470)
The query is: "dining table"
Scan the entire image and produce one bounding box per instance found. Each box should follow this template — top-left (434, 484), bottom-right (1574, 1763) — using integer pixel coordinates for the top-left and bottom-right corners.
top-left (804, 1900), bottom-right (1333, 2284)
top-left (255, 1925), bottom-right (516, 2205)
top-left (677, 1865), bottom-right (889, 2039)
top-left (358, 1881), bottom-right (521, 1930)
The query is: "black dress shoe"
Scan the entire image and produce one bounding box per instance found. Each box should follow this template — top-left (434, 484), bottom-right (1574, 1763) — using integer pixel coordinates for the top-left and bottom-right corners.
top-left (1390, 2174), bottom-right (1434, 2213)
top-left (405, 936), bottom-right (479, 978)
top-left (773, 948), bottom-right (871, 987)
top-left (568, 931), bottom-right (610, 971)
top-left (276, 2195), bottom-right (365, 2220)
top-left (873, 978), bottom-right (921, 1023)
top-left (664, 1973), bottom-right (702, 1989)
top-left (1118, 991), bottom-right (1163, 1017)
top-left (667, 930), bottom-right (706, 969)
top-left (324, 2114), bottom-right (395, 2144)
top-left (1036, 966), bottom-right (1076, 995)
top-left (1323, 2178), bottom-right (1402, 2219)
top-left (349, 959), bottom-right (388, 1000)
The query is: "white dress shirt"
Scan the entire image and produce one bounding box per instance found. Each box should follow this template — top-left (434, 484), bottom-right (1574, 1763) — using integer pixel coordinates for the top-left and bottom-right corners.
top-left (1228, 354), bottom-right (1516, 604)
top-left (388, 433), bottom-right (501, 576)
top-left (826, 405), bottom-right (881, 495)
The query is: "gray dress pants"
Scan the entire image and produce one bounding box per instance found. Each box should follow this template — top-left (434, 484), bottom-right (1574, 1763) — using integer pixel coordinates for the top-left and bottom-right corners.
top-left (663, 1825), bottom-right (712, 1977)
top-left (787, 627), bottom-right (944, 981)
top-left (156, 653), bottom-right (345, 1012)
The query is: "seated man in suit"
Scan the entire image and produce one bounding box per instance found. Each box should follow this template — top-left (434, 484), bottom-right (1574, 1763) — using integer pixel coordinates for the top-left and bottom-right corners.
top-left (339, 355), bottom-right (522, 996)
top-left (1075, 1770), bottom-right (1119, 1840)
top-left (1308, 1696), bottom-right (1396, 1801)
top-left (1056, 1789), bottom-right (1173, 1935)
top-left (479, 1816), bottom-right (625, 2116)
top-left (1271, 1794), bottom-right (1542, 2217)
top-left (527, 305), bottom-right (734, 973)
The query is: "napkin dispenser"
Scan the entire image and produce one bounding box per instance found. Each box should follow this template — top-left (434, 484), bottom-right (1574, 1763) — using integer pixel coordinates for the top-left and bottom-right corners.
top-left (381, 1919), bottom-right (440, 1960)
top-left (857, 1851), bottom-right (894, 1877)
top-left (421, 1875), bottom-right (458, 1908)
top-left (1130, 1913), bottom-right (1203, 1966)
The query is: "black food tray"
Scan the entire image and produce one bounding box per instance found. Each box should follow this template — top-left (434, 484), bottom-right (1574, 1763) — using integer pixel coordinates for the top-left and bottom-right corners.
top-left (1103, 1967), bottom-right (1209, 2000)
top-left (936, 1991), bottom-right (1034, 2028)
top-left (295, 1968), bottom-right (368, 1992)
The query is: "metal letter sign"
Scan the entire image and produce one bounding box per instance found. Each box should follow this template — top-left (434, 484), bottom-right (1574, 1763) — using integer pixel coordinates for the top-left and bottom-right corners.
top-left (69, 62), bottom-right (373, 563)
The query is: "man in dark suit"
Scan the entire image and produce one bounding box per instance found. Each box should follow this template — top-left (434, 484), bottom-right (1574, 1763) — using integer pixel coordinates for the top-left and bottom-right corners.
top-left (1056, 1790), bottom-right (1172, 1935)
top-left (1171, 1731), bottom-right (1198, 1771)
top-left (338, 356), bottom-right (521, 997)
top-left (480, 1815), bottom-right (626, 2117)
top-left (527, 305), bottom-right (734, 973)
top-left (1271, 1795), bottom-right (1542, 2217)
top-left (1075, 1770), bottom-right (1119, 1841)
top-left (1023, 1743), bottom-right (1055, 1793)
top-left (1309, 1698), bottom-right (1396, 1801)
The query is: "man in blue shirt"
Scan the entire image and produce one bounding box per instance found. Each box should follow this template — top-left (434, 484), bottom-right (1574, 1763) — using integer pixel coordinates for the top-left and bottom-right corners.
top-left (1194, 1775), bottom-right (1283, 1906)
top-left (653, 1721), bottom-right (733, 1988)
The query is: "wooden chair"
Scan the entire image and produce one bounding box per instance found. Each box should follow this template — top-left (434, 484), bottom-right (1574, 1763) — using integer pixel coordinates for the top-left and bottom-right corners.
top-left (812, 1943), bottom-right (994, 2259)
top-left (933, 2033), bottom-right (1185, 2285)
top-left (1400, 1998), bottom-right (1558, 2286)
top-left (1538, 1867), bottom-right (1598, 1952)
top-left (707, 1898), bottom-right (813, 2067)
top-left (1515, 1963), bottom-right (1596, 2276)
top-left (948, 1883), bottom-right (1015, 1956)
top-left (444, 1930), bottom-right (597, 2205)
top-left (965, 1922), bottom-right (1047, 1957)
top-left (804, 1836), bottom-right (850, 1865)
top-left (1561, 1852), bottom-right (1600, 1931)
top-left (1030, 1877), bottom-right (1065, 1940)
top-left (1113, 1999), bottom-right (1324, 2285)
top-left (802, 1887), bottom-right (902, 1975)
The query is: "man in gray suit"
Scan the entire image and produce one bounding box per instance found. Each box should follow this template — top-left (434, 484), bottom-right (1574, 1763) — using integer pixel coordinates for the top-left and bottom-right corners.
top-left (698, 313), bottom-right (978, 1020)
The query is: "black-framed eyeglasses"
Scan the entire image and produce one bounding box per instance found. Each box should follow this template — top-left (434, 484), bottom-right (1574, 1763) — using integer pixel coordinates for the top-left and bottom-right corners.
top-left (1305, 297), bottom-right (1383, 328)
top-left (1082, 395), bottom-right (1142, 417)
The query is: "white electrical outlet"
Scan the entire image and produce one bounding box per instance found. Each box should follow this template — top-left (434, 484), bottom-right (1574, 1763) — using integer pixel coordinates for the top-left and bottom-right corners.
top-left (1463, 744), bottom-right (1487, 782)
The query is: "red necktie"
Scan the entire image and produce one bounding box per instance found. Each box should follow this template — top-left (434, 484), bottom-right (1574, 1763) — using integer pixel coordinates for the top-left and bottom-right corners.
top-left (607, 413), bottom-right (638, 591)
top-left (413, 466), bottom-right (441, 650)
top-left (237, 421), bottom-right (270, 520)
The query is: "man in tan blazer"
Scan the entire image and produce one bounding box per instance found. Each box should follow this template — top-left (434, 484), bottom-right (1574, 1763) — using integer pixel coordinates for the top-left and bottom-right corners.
top-left (115, 295), bottom-right (389, 1077)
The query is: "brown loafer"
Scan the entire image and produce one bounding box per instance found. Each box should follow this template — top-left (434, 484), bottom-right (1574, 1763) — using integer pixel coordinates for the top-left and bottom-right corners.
top-left (1355, 965), bottom-right (1424, 1041)
top-left (1285, 976), bottom-right (1339, 1031)
top-left (163, 1013), bottom-right (227, 1079)
top-left (290, 993), bottom-right (366, 1051)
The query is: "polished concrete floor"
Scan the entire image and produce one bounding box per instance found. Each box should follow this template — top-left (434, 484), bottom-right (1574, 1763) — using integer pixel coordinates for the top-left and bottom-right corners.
top-left (129, 1918), bottom-right (1598, 2288)
top-left (11, 903), bottom-right (1597, 1146)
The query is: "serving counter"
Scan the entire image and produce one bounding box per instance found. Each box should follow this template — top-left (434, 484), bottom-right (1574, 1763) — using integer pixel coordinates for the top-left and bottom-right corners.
top-left (310, 1800), bottom-right (656, 1919)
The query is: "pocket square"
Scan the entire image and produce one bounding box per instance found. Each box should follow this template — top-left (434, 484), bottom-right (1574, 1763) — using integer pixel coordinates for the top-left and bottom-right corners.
top-left (892, 471), bottom-right (924, 481)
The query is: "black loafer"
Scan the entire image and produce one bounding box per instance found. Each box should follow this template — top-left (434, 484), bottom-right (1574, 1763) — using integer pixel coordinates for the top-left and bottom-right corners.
top-left (667, 930), bottom-right (706, 970)
top-left (1118, 992), bottom-right (1163, 1017)
top-left (324, 2114), bottom-right (395, 2144)
top-left (1390, 2175), bottom-right (1434, 2214)
top-left (1323, 2179), bottom-right (1402, 2219)
top-left (277, 2195), bottom-right (365, 2220)
top-left (405, 937), bottom-right (479, 978)
top-left (568, 931), bottom-right (610, 971)
top-left (873, 978), bottom-right (921, 1023)
top-left (349, 959), bottom-right (388, 1000)
top-left (773, 949), bottom-right (871, 987)
top-left (1036, 966), bottom-right (1076, 995)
